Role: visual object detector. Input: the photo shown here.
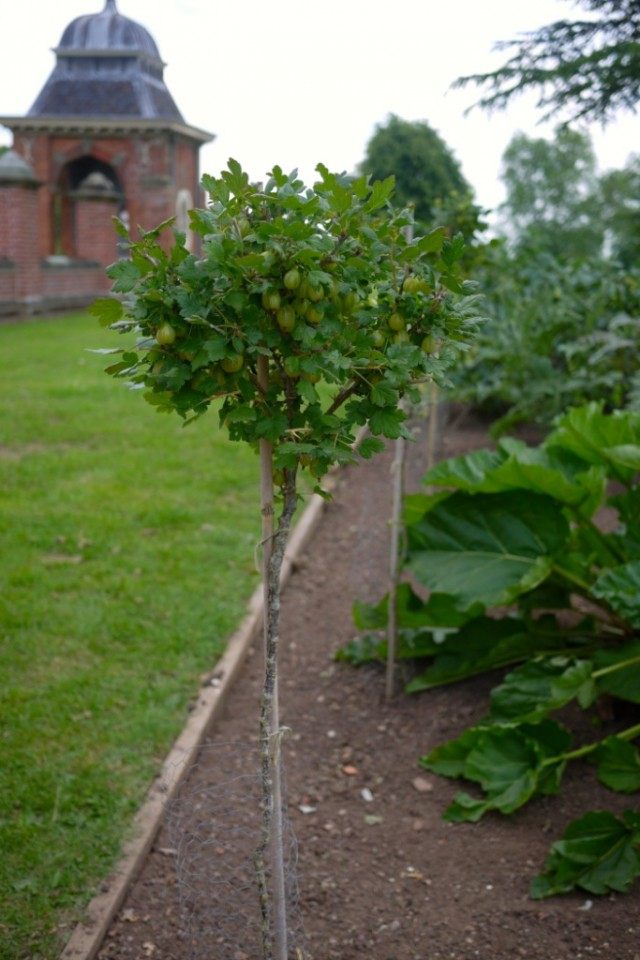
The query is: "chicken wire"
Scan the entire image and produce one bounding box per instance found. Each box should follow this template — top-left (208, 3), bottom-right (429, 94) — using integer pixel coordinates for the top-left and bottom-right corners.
top-left (166, 739), bottom-right (307, 960)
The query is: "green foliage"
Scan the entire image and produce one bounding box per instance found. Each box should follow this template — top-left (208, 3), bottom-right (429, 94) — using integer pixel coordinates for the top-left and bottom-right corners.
top-left (453, 245), bottom-right (640, 433)
top-left (451, 124), bottom-right (640, 432)
top-left (593, 563), bottom-right (640, 626)
top-left (531, 811), bottom-right (640, 898)
top-left (599, 155), bottom-right (640, 268)
top-left (341, 403), bottom-right (640, 897)
top-left (407, 490), bottom-right (569, 609)
top-left (102, 161), bottom-right (480, 486)
top-left (424, 719), bottom-right (572, 822)
top-left (455, 0), bottom-right (640, 125)
top-left (359, 115), bottom-right (476, 229)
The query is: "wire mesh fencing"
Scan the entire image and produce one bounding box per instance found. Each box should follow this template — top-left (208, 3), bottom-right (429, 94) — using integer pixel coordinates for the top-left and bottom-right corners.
top-left (166, 739), bottom-right (307, 960)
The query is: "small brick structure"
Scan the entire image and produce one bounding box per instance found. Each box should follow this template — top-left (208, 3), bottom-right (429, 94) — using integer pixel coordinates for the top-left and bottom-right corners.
top-left (0, 0), bottom-right (213, 317)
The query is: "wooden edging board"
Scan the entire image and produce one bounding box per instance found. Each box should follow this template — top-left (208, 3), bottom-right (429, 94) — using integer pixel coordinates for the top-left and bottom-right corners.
top-left (59, 469), bottom-right (341, 960)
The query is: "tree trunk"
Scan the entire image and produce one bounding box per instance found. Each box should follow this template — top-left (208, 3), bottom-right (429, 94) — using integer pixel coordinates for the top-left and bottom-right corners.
top-left (255, 355), bottom-right (295, 960)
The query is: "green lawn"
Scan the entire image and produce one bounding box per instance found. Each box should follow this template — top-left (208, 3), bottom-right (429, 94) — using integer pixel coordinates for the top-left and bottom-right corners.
top-left (0, 313), bottom-right (263, 959)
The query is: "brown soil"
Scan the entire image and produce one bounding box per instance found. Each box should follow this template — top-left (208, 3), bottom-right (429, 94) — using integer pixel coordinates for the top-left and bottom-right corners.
top-left (97, 414), bottom-right (640, 960)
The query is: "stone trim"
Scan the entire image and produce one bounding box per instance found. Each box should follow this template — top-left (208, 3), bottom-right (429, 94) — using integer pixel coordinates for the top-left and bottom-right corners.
top-left (42, 256), bottom-right (101, 269)
top-left (0, 116), bottom-right (214, 144)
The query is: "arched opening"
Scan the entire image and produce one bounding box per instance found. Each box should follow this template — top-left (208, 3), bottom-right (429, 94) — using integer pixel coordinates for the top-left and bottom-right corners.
top-left (52, 155), bottom-right (124, 257)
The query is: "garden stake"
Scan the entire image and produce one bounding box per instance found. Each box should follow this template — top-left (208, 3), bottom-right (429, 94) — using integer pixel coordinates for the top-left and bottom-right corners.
top-left (386, 413), bottom-right (407, 700)
top-left (256, 354), bottom-right (290, 960)
top-left (426, 382), bottom-right (439, 481)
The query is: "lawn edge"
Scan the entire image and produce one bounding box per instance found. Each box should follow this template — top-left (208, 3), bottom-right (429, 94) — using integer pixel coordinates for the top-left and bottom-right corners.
top-left (59, 469), bottom-right (340, 960)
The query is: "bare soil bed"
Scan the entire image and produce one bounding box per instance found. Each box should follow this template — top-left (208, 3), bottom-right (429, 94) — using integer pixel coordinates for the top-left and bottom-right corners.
top-left (97, 414), bottom-right (640, 960)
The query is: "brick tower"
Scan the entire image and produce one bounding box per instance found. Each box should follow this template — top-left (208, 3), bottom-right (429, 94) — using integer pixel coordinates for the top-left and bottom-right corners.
top-left (0, 0), bottom-right (213, 315)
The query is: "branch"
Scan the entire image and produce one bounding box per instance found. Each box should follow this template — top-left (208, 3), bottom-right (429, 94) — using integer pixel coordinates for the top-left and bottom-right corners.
top-left (327, 380), bottom-right (360, 416)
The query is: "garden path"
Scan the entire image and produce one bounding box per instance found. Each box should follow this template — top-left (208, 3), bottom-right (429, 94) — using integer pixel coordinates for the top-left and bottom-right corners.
top-left (96, 413), bottom-right (639, 960)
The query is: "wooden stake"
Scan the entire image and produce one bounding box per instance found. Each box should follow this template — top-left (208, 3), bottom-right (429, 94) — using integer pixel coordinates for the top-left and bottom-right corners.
top-left (386, 426), bottom-right (406, 701)
top-left (255, 354), bottom-right (290, 960)
top-left (426, 382), bottom-right (439, 481)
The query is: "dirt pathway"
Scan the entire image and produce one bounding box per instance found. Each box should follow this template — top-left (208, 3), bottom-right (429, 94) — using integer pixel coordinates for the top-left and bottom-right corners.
top-left (97, 415), bottom-right (640, 960)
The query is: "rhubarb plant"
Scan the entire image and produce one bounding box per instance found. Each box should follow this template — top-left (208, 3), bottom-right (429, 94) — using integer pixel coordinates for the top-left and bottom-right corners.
top-left (340, 402), bottom-right (640, 897)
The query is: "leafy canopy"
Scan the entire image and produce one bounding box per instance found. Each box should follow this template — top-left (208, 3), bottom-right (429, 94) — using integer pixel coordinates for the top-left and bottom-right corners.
top-left (94, 160), bottom-right (481, 486)
top-left (455, 0), bottom-right (640, 124)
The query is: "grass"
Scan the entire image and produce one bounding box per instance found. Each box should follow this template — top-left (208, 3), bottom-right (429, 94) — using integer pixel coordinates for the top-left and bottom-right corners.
top-left (0, 313), bottom-right (264, 959)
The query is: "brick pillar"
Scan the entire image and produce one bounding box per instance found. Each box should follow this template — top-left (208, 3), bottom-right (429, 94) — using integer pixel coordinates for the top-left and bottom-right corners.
top-left (74, 194), bottom-right (120, 265)
top-left (70, 175), bottom-right (121, 292)
top-left (0, 151), bottom-right (41, 306)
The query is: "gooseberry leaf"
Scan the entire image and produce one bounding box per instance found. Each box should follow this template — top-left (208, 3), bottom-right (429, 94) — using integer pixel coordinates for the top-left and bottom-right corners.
top-left (89, 297), bottom-right (124, 326)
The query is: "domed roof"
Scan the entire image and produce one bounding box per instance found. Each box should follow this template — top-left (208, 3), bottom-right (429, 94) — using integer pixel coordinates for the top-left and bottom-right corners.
top-left (0, 149), bottom-right (38, 184)
top-left (58, 0), bottom-right (160, 59)
top-left (27, 0), bottom-right (184, 122)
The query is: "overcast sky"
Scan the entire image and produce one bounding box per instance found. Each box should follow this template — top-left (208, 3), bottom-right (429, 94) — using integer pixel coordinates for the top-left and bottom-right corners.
top-left (0, 0), bottom-right (637, 214)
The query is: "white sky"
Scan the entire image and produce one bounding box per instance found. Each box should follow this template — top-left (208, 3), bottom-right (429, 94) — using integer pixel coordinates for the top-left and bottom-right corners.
top-left (0, 0), bottom-right (637, 214)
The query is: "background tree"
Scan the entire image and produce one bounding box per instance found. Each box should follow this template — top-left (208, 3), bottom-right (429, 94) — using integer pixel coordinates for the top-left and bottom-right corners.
top-left (450, 125), bottom-right (640, 431)
top-left (455, 0), bottom-right (640, 124)
top-left (359, 115), bottom-right (474, 228)
top-left (500, 126), bottom-right (601, 258)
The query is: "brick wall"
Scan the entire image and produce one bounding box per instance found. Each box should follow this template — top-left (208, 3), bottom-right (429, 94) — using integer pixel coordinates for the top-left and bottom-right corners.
top-left (75, 195), bottom-right (120, 269)
top-left (0, 263), bottom-right (15, 300)
top-left (2, 128), bottom-right (204, 314)
top-left (40, 262), bottom-right (108, 298)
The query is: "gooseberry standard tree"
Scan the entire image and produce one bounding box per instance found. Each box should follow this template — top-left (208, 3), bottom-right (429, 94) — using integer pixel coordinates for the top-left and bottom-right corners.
top-left (92, 160), bottom-right (479, 960)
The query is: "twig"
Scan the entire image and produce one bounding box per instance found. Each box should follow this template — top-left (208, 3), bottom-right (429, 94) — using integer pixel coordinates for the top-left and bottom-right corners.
top-left (327, 380), bottom-right (359, 416)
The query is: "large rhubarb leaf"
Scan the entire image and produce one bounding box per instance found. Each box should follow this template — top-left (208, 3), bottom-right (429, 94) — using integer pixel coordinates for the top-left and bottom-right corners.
top-left (423, 448), bottom-right (506, 492)
top-left (593, 641), bottom-right (640, 703)
top-left (594, 737), bottom-right (640, 793)
top-left (424, 440), bottom-right (604, 516)
top-left (336, 628), bottom-right (442, 666)
top-left (592, 561), bottom-right (640, 629)
top-left (489, 657), bottom-right (596, 723)
top-left (421, 720), bottom-right (572, 822)
top-left (531, 810), bottom-right (640, 898)
top-left (407, 490), bottom-right (570, 609)
top-left (352, 582), bottom-right (479, 631)
top-left (406, 616), bottom-right (580, 693)
top-left (491, 443), bottom-right (605, 517)
top-left (609, 488), bottom-right (640, 560)
top-left (546, 403), bottom-right (640, 485)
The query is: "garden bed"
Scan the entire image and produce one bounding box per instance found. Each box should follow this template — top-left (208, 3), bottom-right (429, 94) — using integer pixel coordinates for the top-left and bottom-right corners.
top-left (95, 413), bottom-right (639, 960)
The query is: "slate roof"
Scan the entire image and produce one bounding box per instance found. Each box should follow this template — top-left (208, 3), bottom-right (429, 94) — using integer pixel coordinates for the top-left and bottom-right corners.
top-left (58, 0), bottom-right (160, 57)
top-left (28, 0), bottom-right (184, 122)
